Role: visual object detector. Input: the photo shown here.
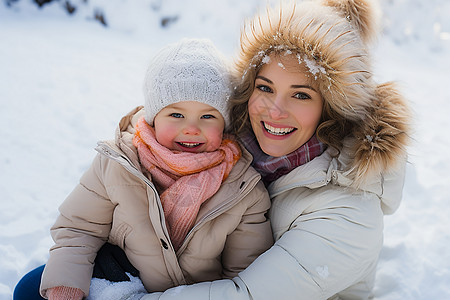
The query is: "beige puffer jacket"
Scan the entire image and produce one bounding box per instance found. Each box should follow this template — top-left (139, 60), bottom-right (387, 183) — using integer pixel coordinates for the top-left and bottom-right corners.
top-left (40, 107), bottom-right (273, 298)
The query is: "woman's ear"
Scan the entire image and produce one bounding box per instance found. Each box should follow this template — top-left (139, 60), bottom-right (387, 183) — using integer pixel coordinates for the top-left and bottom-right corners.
top-left (321, 0), bottom-right (381, 44)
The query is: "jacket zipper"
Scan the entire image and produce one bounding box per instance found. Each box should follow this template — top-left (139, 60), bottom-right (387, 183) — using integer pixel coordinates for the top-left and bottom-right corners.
top-left (96, 142), bottom-right (188, 283)
top-left (178, 173), bottom-right (261, 253)
top-left (95, 143), bottom-right (171, 236)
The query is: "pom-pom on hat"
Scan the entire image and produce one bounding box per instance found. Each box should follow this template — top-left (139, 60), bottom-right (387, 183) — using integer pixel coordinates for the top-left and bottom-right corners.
top-left (143, 38), bottom-right (232, 126)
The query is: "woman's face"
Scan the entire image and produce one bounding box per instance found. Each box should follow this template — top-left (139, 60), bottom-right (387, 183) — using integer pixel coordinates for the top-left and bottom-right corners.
top-left (248, 54), bottom-right (323, 157)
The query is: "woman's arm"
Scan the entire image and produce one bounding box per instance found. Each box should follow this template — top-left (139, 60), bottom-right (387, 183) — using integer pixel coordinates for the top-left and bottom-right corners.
top-left (135, 190), bottom-right (384, 300)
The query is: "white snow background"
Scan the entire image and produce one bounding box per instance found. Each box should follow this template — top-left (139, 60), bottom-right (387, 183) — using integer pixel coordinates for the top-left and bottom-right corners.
top-left (1, 0), bottom-right (449, 299)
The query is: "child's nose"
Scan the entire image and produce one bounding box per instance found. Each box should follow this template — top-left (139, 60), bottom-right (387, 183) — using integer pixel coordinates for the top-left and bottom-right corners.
top-left (182, 122), bottom-right (201, 135)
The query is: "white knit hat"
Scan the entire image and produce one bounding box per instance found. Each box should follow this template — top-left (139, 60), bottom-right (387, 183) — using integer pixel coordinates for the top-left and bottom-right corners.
top-left (143, 38), bottom-right (231, 126)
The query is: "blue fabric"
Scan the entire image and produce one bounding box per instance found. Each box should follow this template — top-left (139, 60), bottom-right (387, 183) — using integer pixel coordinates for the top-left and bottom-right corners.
top-left (13, 265), bottom-right (46, 300)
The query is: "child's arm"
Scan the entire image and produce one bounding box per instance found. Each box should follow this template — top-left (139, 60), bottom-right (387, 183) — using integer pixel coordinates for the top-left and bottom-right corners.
top-left (221, 180), bottom-right (273, 278)
top-left (41, 154), bottom-right (116, 298)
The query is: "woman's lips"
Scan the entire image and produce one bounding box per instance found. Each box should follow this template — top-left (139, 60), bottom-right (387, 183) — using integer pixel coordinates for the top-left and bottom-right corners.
top-left (261, 121), bottom-right (297, 139)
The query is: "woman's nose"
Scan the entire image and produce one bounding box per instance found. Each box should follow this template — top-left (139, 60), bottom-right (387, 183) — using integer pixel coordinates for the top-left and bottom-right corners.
top-left (268, 96), bottom-right (289, 120)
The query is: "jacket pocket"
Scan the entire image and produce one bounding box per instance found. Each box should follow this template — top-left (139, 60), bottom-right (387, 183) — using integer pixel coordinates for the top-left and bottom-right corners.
top-left (108, 222), bottom-right (132, 249)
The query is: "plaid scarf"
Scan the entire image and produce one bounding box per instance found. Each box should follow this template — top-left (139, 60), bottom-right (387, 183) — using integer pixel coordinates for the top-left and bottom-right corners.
top-left (240, 130), bottom-right (326, 185)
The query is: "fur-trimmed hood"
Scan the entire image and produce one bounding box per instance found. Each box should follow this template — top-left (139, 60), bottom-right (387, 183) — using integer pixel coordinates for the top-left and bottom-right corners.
top-left (234, 0), bottom-right (412, 185)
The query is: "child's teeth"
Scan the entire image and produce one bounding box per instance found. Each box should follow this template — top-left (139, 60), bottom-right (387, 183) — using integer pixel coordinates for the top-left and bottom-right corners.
top-left (180, 142), bottom-right (200, 147)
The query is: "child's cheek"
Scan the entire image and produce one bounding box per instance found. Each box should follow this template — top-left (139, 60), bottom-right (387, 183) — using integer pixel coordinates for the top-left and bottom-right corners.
top-left (155, 123), bottom-right (178, 149)
top-left (205, 128), bottom-right (224, 152)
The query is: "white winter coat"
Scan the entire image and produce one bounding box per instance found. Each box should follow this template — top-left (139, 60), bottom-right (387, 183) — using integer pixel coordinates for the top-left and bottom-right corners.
top-left (137, 84), bottom-right (411, 300)
top-left (138, 140), bottom-right (406, 300)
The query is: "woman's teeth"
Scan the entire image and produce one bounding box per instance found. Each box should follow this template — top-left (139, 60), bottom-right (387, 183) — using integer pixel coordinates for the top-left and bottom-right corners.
top-left (263, 122), bottom-right (295, 135)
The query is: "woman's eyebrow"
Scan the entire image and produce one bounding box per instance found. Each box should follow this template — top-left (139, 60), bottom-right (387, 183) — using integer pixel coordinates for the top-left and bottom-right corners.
top-left (256, 75), bottom-right (273, 84)
top-left (291, 85), bottom-right (318, 92)
top-left (257, 75), bottom-right (318, 92)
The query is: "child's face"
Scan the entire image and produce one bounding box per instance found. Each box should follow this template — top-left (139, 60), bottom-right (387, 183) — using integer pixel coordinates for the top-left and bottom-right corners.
top-left (154, 101), bottom-right (225, 153)
top-left (248, 54), bottom-right (323, 157)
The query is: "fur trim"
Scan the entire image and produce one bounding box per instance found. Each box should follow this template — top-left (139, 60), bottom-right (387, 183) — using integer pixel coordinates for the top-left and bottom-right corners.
top-left (321, 0), bottom-right (381, 44)
top-left (349, 82), bottom-right (412, 185)
top-left (235, 0), bottom-right (412, 184)
top-left (236, 0), bottom-right (378, 123)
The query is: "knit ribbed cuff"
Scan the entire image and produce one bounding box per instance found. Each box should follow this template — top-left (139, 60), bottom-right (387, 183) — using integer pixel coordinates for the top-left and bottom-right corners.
top-left (47, 286), bottom-right (84, 300)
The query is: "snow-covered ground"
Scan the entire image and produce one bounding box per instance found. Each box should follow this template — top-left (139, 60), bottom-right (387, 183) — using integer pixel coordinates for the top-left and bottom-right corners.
top-left (1, 0), bottom-right (449, 299)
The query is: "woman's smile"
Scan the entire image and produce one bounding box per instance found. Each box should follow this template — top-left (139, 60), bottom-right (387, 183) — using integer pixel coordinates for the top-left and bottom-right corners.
top-left (261, 121), bottom-right (297, 137)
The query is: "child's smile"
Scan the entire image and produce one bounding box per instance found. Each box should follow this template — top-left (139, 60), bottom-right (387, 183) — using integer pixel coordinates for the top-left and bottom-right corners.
top-left (154, 101), bottom-right (225, 153)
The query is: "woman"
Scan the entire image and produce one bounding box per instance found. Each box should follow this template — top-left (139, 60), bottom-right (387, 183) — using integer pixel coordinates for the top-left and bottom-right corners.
top-left (114, 0), bottom-right (411, 299)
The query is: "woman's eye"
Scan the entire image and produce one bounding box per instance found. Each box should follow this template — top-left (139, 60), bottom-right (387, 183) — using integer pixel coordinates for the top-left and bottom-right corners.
top-left (294, 92), bottom-right (311, 100)
top-left (170, 113), bottom-right (183, 118)
top-left (201, 114), bottom-right (216, 119)
top-left (256, 85), bottom-right (272, 93)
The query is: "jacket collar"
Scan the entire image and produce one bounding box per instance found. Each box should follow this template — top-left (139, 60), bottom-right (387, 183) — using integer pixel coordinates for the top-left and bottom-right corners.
top-left (267, 136), bottom-right (406, 215)
top-left (267, 137), bottom-right (386, 197)
top-left (267, 147), bottom-right (335, 198)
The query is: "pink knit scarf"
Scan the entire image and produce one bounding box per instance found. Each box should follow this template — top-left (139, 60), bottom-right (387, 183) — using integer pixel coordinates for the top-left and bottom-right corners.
top-left (133, 117), bottom-right (241, 251)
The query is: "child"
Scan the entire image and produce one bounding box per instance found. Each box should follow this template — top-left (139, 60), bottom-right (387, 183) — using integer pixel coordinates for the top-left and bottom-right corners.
top-left (33, 38), bottom-right (273, 299)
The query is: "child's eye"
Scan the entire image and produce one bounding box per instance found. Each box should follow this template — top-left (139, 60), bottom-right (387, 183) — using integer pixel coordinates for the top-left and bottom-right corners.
top-left (294, 92), bottom-right (311, 100)
top-left (256, 85), bottom-right (272, 93)
top-left (201, 114), bottom-right (216, 119)
top-left (170, 113), bottom-right (183, 118)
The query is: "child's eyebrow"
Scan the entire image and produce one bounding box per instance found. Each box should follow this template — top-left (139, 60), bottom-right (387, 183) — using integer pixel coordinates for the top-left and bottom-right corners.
top-left (164, 104), bottom-right (187, 110)
top-left (201, 108), bottom-right (220, 113)
top-left (165, 104), bottom-right (219, 114)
